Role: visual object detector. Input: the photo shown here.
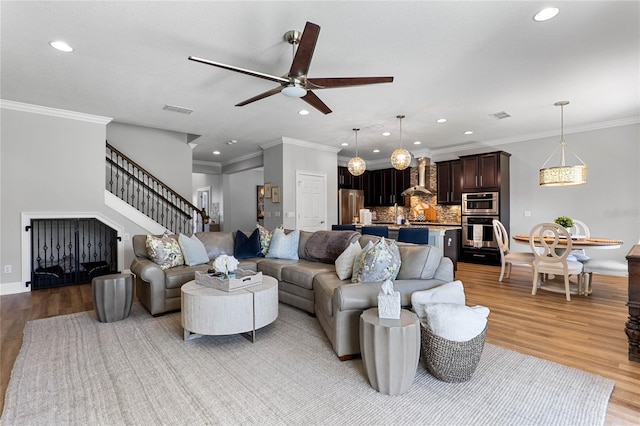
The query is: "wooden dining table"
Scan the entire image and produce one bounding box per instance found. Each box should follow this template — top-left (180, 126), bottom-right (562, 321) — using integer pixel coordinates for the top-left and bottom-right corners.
top-left (512, 234), bottom-right (624, 249)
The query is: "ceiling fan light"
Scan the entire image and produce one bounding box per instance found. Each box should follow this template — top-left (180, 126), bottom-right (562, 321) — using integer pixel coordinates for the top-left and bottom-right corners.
top-left (348, 157), bottom-right (366, 176)
top-left (282, 85), bottom-right (306, 98)
top-left (391, 148), bottom-right (411, 170)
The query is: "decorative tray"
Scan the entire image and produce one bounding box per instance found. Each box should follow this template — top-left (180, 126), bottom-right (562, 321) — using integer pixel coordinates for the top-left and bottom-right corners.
top-left (195, 270), bottom-right (263, 292)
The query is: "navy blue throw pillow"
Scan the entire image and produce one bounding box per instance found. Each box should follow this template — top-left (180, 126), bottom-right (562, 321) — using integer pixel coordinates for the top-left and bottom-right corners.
top-left (234, 228), bottom-right (263, 259)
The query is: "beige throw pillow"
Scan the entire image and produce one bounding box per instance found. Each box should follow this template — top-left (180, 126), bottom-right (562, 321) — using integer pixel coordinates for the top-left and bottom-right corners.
top-left (334, 241), bottom-right (362, 280)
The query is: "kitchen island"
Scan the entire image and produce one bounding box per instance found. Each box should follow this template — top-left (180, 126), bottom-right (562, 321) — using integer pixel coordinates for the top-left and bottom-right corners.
top-left (354, 222), bottom-right (461, 271)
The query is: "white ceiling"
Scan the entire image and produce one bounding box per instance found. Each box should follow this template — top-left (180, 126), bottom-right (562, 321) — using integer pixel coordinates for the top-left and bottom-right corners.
top-left (2, 1), bottom-right (639, 167)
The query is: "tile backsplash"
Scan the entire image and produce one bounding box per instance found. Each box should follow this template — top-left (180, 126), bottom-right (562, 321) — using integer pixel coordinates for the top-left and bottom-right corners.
top-left (369, 165), bottom-right (461, 224)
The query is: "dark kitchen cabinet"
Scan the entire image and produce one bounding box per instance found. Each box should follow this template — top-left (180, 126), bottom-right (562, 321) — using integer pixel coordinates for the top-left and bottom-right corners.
top-left (338, 166), bottom-right (363, 190)
top-left (362, 167), bottom-right (410, 207)
top-left (436, 160), bottom-right (462, 205)
top-left (444, 228), bottom-right (460, 272)
top-left (461, 151), bottom-right (510, 192)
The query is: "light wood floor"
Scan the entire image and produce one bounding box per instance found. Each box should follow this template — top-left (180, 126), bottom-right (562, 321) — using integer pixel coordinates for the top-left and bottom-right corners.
top-left (1, 262), bottom-right (639, 423)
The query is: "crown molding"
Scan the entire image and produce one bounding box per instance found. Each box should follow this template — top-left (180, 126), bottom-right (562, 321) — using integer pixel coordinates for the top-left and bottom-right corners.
top-left (261, 136), bottom-right (342, 153)
top-left (0, 99), bottom-right (112, 125)
top-left (431, 116), bottom-right (640, 156)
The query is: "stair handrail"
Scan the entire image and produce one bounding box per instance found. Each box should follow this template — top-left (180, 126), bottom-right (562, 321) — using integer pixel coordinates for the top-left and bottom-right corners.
top-left (105, 142), bottom-right (208, 232)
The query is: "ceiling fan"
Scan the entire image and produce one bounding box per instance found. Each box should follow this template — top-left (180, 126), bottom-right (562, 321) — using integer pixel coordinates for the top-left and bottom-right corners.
top-left (188, 21), bottom-right (394, 114)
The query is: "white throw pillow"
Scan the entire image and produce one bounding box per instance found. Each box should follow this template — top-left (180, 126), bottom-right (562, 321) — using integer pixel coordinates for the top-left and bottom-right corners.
top-left (178, 233), bottom-right (210, 266)
top-left (425, 303), bottom-right (489, 342)
top-left (334, 241), bottom-right (362, 280)
top-left (265, 229), bottom-right (300, 260)
top-left (411, 280), bottom-right (466, 320)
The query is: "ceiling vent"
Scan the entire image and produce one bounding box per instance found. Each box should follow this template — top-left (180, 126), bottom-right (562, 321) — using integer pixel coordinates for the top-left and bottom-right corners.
top-left (490, 111), bottom-right (511, 119)
top-left (163, 104), bottom-right (194, 114)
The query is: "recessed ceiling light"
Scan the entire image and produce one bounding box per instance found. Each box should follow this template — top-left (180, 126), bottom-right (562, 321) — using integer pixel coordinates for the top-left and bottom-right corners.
top-left (533, 7), bottom-right (559, 22)
top-left (341, 142), bottom-right (348, 146)
top-left (413, 141), bottom-right (421, 145)
top-left (49, 40), bottom-right (74, 52)
top-left (436, 118), bottom-right (447, 123)
top-left (464, 131), bottom-right (474, 135)
top-left (298, 109), bottom-right (309, 115)
top-left (213, 151), bottom-right (221, 155)
top-left (382, 132), bottom-right (391, 136)
top-left (373, 149), bottom-right (380, 153)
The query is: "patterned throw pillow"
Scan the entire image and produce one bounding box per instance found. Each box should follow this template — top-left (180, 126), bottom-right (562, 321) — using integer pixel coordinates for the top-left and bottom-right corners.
top-left (257, 224), bottom-right (282, 255)
top-left (146, 233), bottom-right (184, 270)
top-left (265, 228), bottom-right (300, 260)
top-left (335, 241), bottom-right (362, 280)
top-left (351, 241), bottom-right (374, 282)
top-left (352, 238), bottom-right (401, 283)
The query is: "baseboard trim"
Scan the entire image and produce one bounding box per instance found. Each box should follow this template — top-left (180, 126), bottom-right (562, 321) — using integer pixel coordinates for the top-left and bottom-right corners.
top-left (0, 281), bottom-right (29, 296)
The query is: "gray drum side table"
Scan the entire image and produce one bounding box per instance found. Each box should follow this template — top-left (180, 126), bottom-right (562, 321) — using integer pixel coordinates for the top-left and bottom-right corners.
top-left (359, 308), bottom-right (420, 396)
top-left (92, 273), bottom-right (134, 323)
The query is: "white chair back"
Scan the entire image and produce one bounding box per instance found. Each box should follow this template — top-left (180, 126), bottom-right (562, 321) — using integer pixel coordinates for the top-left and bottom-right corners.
top-left (529, 222), bottom-right (573, 263)
top-left (492, 219), bottom-right (509, 253)
top-left (571, 219), bottom-right (591, 238)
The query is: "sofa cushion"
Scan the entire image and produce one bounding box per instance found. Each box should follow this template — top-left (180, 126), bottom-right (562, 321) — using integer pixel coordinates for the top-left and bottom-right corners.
top-left (314, 272), bottom-right (348, 317)
top-left (281, 261), bottom-right (336, 290)
top-left (195, 232), bottom-right (235, 259)
top-left (178, 233), bottom-right (209, 266)
top-left (164, 264), bottom-right (209, 289)
top-left (266, 229), bottom-right (300, 260)
top-left (334, 241), bottom-right (362, 280)
top-left (146, 234), bottom-right (184, 270)
top-left (304, 230), bottom-right (360, 264)
top-left (396, 245), bottom-right (443, 280)
top-left (352, 238), bottom-right (401, 283)
top-left (258, 258), bottom-right (300, 281)
top-left (234, 228), bottom-right (263, 259)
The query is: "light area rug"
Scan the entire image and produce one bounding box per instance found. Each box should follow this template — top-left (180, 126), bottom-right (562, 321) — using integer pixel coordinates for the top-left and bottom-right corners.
top-left (2, 303), bottom-right (614, 426)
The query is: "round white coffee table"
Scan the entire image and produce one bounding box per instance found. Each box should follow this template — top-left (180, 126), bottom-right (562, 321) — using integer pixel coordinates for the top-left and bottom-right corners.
top-left (181, 275), bottom-right (278, 342)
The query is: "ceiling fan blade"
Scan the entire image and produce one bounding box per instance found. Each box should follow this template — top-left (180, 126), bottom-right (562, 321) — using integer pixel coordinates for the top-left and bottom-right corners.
top-left (301, 91), bottom-right (332, 115)
top-left (307, 76), bottom-right (394, 88)
top-left (235, 86), bottom-right (284, 107)
top-left (189, 56), bottom-right (289, 84)
top-left (289, 22), bottom-right (320, 78)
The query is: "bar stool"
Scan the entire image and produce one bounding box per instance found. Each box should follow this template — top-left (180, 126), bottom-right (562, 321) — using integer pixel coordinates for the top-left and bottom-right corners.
top-left (332, 224), bottom-right (357, 231)
top-left (398, 228), bottom-right (429, 244)
top-left (361, 226), bottom-right (389, 238)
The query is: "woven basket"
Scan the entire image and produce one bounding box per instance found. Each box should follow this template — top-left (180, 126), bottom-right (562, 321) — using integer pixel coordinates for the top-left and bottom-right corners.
top-left (420, 323), bottom-right (487, 383)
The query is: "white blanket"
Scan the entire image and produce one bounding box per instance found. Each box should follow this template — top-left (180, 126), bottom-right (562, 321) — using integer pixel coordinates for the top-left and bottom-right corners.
top-left (411, 280), bottom-right (465, 320)
top-left (425, 303), bottom-right (490, 342)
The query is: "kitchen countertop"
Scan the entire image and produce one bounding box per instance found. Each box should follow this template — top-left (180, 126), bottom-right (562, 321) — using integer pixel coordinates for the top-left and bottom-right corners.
top-left (355, 222), bottom-right (461, 231)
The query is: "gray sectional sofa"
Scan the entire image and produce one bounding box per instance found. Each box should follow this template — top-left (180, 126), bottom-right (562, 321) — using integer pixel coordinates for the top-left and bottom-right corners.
top-left (130, 230), bottom-right (454, 359)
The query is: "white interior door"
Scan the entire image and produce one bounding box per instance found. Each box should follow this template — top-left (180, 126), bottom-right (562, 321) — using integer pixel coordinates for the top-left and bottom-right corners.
top-left (296, 171), bottom-right (327, 231)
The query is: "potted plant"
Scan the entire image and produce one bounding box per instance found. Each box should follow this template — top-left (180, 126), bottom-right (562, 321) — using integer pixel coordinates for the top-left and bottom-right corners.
top-left (554, 216), bottom-right (574, 229)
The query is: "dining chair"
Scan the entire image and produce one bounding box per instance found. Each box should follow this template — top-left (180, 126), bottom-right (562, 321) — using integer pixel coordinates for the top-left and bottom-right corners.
top-left (397, 227), bottom-right (429, 244)
top-left (569, 219), bottom-right (591, 262)
top-left (361, 226), bottom-right (389, 238)
top-left (492, 219), bottom-right (534, 282)
top-left (581, 258), bottom-right (628, 295)
top-left (529, 222), bottom-right (584, 301)
top-left (331, 224), bottom-right (357, 231)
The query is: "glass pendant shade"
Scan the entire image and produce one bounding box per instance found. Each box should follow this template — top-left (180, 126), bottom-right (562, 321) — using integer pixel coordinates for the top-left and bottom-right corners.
top-left (348, 128), bottom-right (366, 176)
top-left (391, 148), bottom-right (411, 170)
top-left (391, 115), bottom-right (411, 170)
top-left (348, 156), bottom-right (366, 176)
top-left (539, 101), bottom-right (587, 186)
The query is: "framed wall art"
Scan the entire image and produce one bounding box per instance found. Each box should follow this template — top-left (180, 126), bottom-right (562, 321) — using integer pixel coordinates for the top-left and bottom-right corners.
top-left (271, 186), bottom-right (280, 203)
top-left (257, 185), bottom-right (265, 219)
top-left (264, 182), bottom-right (272, 198)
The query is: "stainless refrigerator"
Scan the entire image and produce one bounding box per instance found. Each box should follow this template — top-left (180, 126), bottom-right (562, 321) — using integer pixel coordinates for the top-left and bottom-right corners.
top-left (338, 189), bottom-right (364, 225)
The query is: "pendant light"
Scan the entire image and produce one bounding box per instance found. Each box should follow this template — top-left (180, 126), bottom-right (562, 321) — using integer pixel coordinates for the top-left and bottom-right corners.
top-left (539, 101), bottom-right (588, 186)
top-left (391, 115), bottom-right (411, 170)
top-left (347, 128), bottom-right (366, 176)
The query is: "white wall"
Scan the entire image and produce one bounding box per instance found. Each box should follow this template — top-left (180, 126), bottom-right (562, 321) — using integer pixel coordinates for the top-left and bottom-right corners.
top-left (221, 168), bottom-right (264, 234)
top-left (0, 103), bottom-right (197, 294)
top-left (434, 123), bottom-right (640, 260)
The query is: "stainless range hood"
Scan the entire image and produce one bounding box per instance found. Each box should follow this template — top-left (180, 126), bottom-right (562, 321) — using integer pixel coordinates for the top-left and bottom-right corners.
top-left (401, 157), bottom-right (433, 196)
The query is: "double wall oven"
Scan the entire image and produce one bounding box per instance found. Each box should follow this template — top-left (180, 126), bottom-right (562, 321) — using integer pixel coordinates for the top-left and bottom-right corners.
top-left (461, 192), bottom-right (501, 264)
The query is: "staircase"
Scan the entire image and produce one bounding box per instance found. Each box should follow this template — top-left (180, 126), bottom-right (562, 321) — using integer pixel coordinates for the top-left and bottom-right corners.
top-left (105, 142), bottom-right (207, 234)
